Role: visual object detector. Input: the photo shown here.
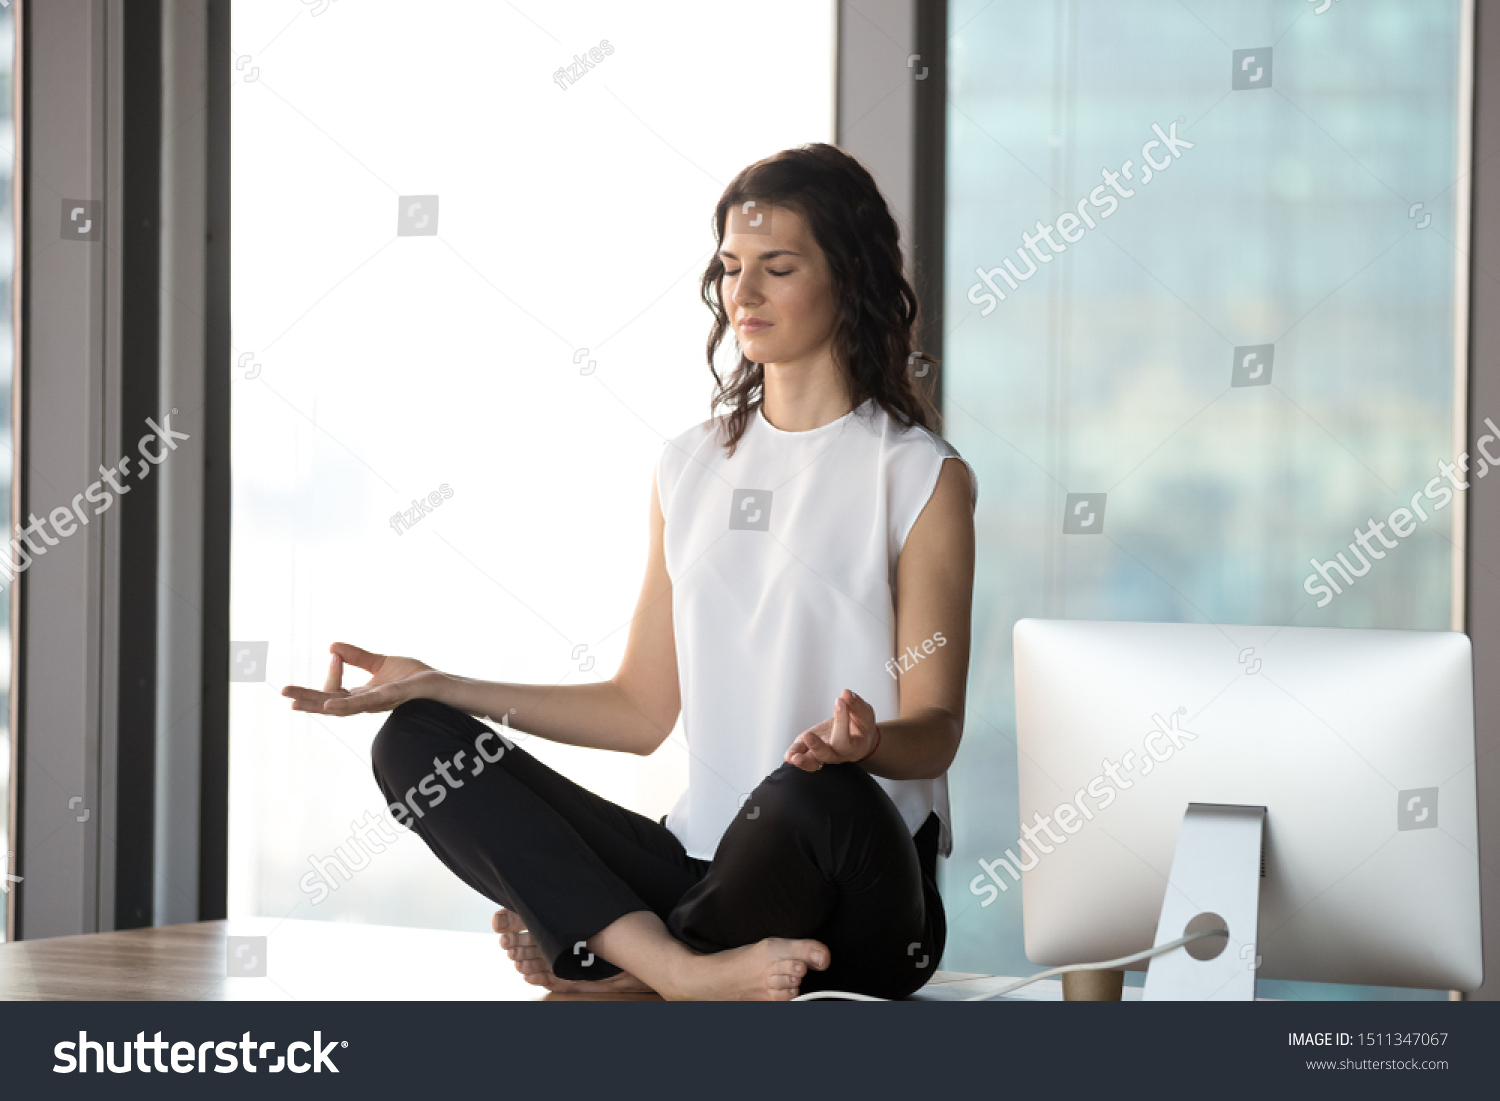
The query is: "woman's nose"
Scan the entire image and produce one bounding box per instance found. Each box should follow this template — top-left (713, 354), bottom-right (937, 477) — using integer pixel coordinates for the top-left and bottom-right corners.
top-left (732, 273), bottom-right (761, 306)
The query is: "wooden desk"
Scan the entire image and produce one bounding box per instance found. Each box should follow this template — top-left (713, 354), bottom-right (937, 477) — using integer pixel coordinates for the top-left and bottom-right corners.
top-left (0, 919), bottom-right (1078, 1001)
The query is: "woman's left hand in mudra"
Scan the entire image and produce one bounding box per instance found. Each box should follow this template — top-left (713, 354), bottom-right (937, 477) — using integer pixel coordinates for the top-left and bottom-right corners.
top-left (784, 689), bottom-right (880, 771)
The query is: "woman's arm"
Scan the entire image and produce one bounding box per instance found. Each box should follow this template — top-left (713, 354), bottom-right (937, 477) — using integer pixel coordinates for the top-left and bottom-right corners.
top-left (865, 455), bottom-right (975, 780)
top-left (282, 474), bottom-right (681, 757)
top-left (783, 456), bottom-right (974, 780)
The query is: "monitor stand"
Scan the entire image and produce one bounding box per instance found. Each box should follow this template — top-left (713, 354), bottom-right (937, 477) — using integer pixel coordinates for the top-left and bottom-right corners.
top-left (1142, 803), bottom-right (1265, 1001)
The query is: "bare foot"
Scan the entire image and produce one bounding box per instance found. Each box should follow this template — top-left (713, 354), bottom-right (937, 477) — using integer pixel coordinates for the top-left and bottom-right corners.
top-left (661, 937), bottom-right (831, 1001)
top-left (492, 908), bottom-right (656, 995)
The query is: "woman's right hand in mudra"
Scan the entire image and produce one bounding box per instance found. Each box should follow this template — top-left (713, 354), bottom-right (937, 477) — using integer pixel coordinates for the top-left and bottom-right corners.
top-left (281, 642), bottom-right (437, 716)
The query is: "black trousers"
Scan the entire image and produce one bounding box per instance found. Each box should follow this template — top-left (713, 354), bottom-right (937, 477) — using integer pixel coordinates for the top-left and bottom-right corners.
top-left (370, 698), bottom-right (945, 998)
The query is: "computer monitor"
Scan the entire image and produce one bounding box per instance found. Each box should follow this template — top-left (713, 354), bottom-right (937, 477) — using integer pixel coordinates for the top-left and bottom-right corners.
top-left (1010, 618), bottom-right (1483, 994)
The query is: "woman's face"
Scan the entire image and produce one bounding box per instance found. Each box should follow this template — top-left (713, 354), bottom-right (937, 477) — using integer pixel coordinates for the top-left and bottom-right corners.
top-left (719, 204), bottom-right (839, 370)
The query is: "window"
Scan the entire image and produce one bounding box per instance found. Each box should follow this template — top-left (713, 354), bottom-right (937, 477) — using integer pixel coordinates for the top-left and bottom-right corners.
top-left (943, 0), bottom-right (1470, 998)
top-left (229, 1), bottom-right (834, 931)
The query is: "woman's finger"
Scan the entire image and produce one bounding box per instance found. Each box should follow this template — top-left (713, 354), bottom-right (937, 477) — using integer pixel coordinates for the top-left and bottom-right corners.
top-left (785, 733), bottom-right (824, 770)
top-left (801, 732), bottom-right (840, 764)
top-left (786, 750), bottom-right (821, 771)
top-left (787, 730), bottom-right (829, 761)
top-left (282, 686), bottom-right (332, 704)
top-left (792, 726), bottom-right (828, 759)
top-left (330, 641), bottom-right (384, 674)
top-left (791, 730), bottom-right (819, 754)
top-left (835, 691), bottom-right (878, 758)
top-left (320, 694), bottom-right (377, 716)
top-left (322, 682), bottom-right (402, 716)
top-left (847, 690), bottom-right (876, 728)
top-left (846, 705), bottom-right (875, 740)
top-left (322, 653), bottom-right (344, 695)
top-left (827, 695), bottom-right (852, 753)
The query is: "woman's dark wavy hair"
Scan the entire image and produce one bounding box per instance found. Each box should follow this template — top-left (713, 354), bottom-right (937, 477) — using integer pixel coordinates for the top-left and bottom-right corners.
top-left (700, 143), bottom-right (940, 456)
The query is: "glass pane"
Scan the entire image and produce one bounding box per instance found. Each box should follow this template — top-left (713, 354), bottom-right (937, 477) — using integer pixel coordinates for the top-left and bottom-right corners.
top-left (229, 1), bottom-right (833, 932)
top-left (944, 0), bottom-right (1468, 998)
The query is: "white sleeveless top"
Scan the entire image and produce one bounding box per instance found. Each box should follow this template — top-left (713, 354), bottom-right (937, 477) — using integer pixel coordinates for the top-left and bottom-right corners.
top-left (655, 397), bottom-right (978, 860)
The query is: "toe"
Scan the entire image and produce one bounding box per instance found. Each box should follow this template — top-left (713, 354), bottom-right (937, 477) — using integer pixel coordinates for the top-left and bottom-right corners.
top-left (794, 939), bottom-right (830, 969)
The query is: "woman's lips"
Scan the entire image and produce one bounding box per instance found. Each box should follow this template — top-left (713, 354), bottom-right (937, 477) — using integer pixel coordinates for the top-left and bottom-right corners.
top-left (739, 319), bottom-right (771, 333)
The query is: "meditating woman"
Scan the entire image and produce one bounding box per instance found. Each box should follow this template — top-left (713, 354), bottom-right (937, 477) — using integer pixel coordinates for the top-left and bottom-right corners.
top-left (282, 142), bottom-right (977, 1000)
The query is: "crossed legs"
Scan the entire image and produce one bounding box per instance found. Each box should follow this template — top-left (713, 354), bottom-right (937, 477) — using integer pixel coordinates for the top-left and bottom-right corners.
top-left (371, 698), bottom-right (943, 1000)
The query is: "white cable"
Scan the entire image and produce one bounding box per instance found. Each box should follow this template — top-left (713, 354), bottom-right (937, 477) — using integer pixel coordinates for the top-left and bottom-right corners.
top-left (791, 927), bottom-right (1230, 1002)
